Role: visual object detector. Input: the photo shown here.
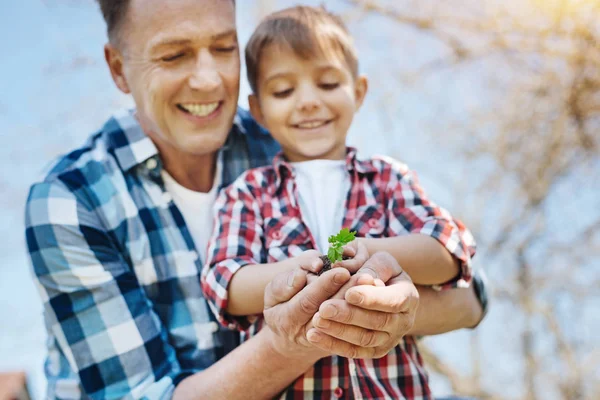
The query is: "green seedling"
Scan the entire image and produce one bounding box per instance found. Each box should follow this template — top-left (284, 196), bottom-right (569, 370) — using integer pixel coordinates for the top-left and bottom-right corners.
top-left (318, 228), bottom-right (356, 275)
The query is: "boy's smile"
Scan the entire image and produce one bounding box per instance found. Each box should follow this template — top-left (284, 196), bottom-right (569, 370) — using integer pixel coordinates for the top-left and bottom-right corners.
top-left (249, 44), bottom-right (368, 163)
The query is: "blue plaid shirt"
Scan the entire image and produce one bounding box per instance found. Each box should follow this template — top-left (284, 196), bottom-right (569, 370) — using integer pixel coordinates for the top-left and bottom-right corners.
top-left (25, 108), bottom-right (280, 399)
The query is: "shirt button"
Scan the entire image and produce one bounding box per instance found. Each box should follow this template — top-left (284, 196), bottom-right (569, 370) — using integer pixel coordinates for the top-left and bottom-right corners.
top-left (146, 158), bottom-right (158, 170)
top-left (333, 387), bottom-right (344, 398)
top-left (271, 230), bottom-right (283, 240)
top-left (162, 192), bottom-right (172, 204)
top-left (367, 218), bottom-right (380, 229)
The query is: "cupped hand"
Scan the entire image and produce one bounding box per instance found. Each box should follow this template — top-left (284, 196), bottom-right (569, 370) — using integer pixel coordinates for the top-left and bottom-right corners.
top-left (307, 251), bottom-right (420, 359)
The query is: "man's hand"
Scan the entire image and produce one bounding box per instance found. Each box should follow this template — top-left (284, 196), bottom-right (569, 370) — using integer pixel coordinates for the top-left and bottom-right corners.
top-left (307, 252), bottom-right (420, 359)
top-left (263, 267), bottom-right (351, 358)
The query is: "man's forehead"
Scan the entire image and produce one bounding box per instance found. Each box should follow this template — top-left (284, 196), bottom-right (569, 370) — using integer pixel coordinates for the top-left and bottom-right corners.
top-left (122, 0), bottom-right (236, 47)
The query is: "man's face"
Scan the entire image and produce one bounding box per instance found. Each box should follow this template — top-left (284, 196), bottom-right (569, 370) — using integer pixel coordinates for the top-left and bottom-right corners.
top-left (108, 0), bottom-right (240, 158)
top-left (250, 44), bottom-right (366, 163)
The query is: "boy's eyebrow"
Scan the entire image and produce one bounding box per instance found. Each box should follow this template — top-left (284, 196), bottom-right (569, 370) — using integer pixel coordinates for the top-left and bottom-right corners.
top-left (149, 29), bottom-right (237, 51)
top-left (263, 72), bottom-right (293, 85)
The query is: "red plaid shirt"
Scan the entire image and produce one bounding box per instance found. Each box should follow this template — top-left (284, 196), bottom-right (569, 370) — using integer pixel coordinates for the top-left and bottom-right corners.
top-left (202, 147), bottom-right (476, 400)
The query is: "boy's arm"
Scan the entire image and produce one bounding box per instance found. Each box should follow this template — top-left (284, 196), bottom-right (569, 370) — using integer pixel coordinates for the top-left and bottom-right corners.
top-left (201, 173), bottom-right (321, 325)
top-left (226, 251), bottom-right (321, 316)
top-left (375, 162), bottom-right (476, 286)
top-left (358, 235), bottom-right (460, 285)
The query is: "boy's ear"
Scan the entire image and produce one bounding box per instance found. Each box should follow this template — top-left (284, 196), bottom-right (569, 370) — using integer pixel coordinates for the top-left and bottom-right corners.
top-left (354, 75), bottom-right (369, 110)
top-left (248, 94), bottom-right (266, 127)
top-left (104, 43), bottom-right (130, 94)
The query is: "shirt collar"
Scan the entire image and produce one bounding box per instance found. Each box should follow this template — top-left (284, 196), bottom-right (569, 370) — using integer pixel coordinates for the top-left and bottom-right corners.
top-left (108, 108), bottom-right (250, 174)
top-left (273, 146), bottom-right (378, 189)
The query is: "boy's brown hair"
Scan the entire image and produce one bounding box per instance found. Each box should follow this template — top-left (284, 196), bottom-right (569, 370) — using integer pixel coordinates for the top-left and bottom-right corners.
top-left (245, 5), bottom-right (359, 94)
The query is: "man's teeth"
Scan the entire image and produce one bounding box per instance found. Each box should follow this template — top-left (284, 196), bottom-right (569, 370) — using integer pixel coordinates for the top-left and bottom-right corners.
top-left (180, 102), bottom-right (219, 117)
top-left (296, 120), bottom-right (328, 129)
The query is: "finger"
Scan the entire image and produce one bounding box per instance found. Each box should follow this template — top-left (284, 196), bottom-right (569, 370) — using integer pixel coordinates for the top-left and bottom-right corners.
top-left (306, 272), bottom-right (319, 286)
top-left (264, 269), bottom-right (307, 309)
top-left (300, 258), bottom-right (323, 274)
top-left (312, 312), bottom-right (390, 347)
top-left (354, 251), bottom-right (403, 284)
top-left (328, 272), bottom-right (367, 301)
top-left (337, 258), bottom-right (363, 273)
top-left (306, 329), bottom-right (388, 359)
top-left (342, 244), bottom-right (357, 257)
top-left (345, 275), bottom-right (419, 313)
top-left (288, 268), bottom-right (351, 318)
top-left (319, 299), bottom-right (402, 332)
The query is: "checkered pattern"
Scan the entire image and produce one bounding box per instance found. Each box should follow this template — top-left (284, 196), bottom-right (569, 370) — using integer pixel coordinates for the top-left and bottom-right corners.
top-left (202, 148), bottom-right (476, 400)
top-left (25, 108), bottom-right (280, 399)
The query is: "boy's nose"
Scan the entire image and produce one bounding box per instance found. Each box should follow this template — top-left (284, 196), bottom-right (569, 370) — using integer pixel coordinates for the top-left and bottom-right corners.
top-left (297, 87), bottom-right (321, 113)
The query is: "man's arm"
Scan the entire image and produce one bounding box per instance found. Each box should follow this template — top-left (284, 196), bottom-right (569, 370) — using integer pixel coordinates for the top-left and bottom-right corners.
top-left (26, 181), bottom-right (185, 400)
top-left (175, 268), bottom-right (351, 399)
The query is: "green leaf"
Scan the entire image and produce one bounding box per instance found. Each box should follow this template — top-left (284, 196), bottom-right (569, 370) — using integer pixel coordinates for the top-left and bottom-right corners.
top-left (328, 247), bottom-right (338, 262)
top-left (326, 229), bottom-right (357, 263)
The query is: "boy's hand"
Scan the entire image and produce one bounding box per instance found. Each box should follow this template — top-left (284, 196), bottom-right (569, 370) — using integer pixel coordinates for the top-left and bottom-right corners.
top-left (335, 239), bottom-right (369, 273)
top-left (294, 250), bottom-right (324, 275)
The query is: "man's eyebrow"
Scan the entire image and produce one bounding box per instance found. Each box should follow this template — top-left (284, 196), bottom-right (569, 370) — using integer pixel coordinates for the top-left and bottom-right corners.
top-left (149, 30), bottom-right (237, 51)
top-left (211, 29), bottom-right (237, 41)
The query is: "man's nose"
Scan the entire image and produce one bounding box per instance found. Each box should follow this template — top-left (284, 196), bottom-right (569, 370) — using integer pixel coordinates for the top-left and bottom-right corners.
top-left (188, 50), bottom-right (221, 92)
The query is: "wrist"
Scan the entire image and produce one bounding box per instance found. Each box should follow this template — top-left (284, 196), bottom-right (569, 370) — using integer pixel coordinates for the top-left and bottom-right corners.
top-left (261, 326), bottom-right (325, 362)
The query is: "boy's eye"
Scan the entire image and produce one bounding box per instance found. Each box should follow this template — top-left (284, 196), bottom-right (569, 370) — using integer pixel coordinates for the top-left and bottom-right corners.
top-left (273, 88), bottom-right (293, 98)
top-left (161, 52), bottom-right (185, 62)
top-left (320, 82), bottom-right (339, 90)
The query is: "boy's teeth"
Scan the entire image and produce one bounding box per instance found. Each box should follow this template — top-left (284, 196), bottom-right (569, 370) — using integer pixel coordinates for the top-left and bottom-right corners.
top-left (181, 102), bottom-right (219, 117)
top-left (297, 121), bottom-right (327, 129)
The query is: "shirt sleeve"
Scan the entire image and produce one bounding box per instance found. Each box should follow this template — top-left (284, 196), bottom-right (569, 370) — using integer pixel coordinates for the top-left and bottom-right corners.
top-left (385, 164), bottom-right (476, 289)
top-left (201, 173), bottom-right (265, 331)
top-left (25, 180), bottom-right (191, 400)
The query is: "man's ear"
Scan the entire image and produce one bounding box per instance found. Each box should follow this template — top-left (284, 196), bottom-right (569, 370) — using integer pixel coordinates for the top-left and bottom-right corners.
top-left (104, 43), bottom-right (130, 94)
top-left (354, 75), bottom-right (369, 110)
top-left (248, 94), bottom-right (266, 127)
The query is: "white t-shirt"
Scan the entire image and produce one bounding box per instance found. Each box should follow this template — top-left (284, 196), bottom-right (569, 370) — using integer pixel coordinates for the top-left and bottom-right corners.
top-left (291, 159), bottom-right (351, 253)
top-left (161, 155), bottom-right (222, 263)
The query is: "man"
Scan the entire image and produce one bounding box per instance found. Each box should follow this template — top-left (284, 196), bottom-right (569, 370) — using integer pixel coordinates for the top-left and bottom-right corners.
top-left (25, 0), bottom-right (488, 398)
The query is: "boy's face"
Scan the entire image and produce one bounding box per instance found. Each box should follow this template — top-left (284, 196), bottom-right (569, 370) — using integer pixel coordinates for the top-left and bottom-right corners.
top-left (249, 44), bottom-right (367, 163)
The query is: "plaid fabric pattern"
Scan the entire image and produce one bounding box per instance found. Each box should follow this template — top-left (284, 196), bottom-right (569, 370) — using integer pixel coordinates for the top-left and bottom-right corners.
top-left (25, 108), bottom-right (280, 399)
top-left (202, 147), bottom-right (476, 400)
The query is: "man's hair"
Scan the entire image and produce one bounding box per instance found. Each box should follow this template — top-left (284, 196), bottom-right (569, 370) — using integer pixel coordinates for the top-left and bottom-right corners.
top-left (95, 0), bottom-right (236, 44)
top-left (245, 5), bottom-right (359, 94)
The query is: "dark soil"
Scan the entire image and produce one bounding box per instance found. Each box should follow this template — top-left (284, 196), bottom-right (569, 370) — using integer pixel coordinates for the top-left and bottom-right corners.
top-left (317, 255), bottom-right (353, 276)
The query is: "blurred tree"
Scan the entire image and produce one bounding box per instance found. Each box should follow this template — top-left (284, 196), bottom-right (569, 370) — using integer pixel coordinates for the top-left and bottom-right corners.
top-left (344, 0), bottom-right (600, 399)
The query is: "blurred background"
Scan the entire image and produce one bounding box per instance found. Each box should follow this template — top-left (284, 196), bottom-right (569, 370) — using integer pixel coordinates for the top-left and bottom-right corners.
top-left (1, 0), bottom-right (598, 399)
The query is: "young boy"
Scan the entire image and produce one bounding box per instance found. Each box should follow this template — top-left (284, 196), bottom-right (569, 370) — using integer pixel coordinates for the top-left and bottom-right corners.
top-left (202, 5), bottom-right (475, 399)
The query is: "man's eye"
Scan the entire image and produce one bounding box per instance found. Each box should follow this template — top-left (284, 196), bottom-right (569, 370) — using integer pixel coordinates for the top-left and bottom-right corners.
top-left (161, 53), bottom-right (185, 62)
top-left (273, 88), bottom-right (293, 98)
top-left (320, 82), bottom-right (339, 90)
top-left (214, 46), bottom-right (237, 53)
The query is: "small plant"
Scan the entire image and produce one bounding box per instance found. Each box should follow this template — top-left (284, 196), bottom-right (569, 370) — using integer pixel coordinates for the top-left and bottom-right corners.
top-left (318, 228), bottom-right (356, 275)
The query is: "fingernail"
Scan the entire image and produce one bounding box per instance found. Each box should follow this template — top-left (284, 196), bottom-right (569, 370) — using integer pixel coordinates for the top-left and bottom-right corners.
top-left (315, 315), bottom-right (331, 328)
top-left (320, 304), bottom-right (338, 318)
top-left (307, 329), bottom-right (322, 342)
top-left (347, 291), bottom-right (363, 305)
top-left (287, 270), bottom-right (297, 287)
top-left (333, 271), bottom-right (347, 284)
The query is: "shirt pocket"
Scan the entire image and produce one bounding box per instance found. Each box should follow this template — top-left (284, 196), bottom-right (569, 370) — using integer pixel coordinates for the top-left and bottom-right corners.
top-left (351, 205), bottom-right (387, 238)
top-left (263, 216), bottom-right (312, 262)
